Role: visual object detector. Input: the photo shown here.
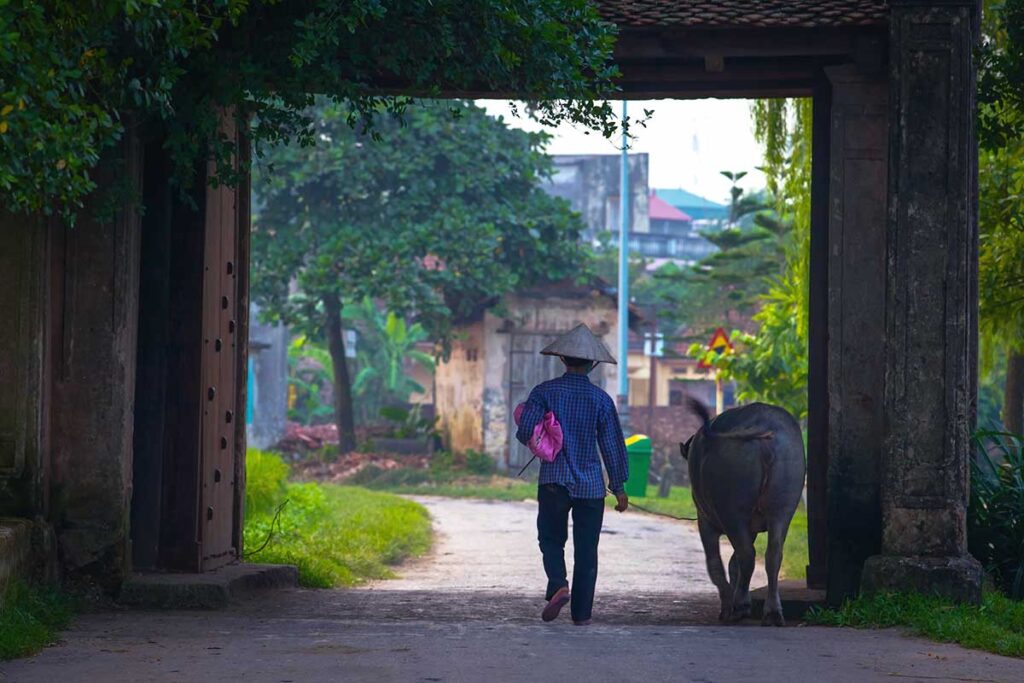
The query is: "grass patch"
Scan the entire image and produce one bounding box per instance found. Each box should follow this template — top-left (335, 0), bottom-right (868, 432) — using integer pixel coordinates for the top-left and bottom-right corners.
top-left (365, 474), bottom-right (538, 501)
top-left (0, 582), bottom-right (75, 661)
top-left (244, 450), bottom-right (432, 588)
top-left (354, 467), bottom-right (809, 580)
top-left (807, 591), bottom-right (1024, 658)
top-left (623, 488), bottom-right (808, 581)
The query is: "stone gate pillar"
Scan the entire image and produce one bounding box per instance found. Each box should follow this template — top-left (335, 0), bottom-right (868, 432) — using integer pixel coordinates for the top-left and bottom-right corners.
top-left (822, 66), bottom-right (889, 605)
top-left (861, 0), bottom-right (982, 602)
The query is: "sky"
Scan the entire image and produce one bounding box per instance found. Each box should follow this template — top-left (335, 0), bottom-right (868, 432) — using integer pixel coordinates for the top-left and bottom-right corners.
top-left (478, 99), bottom-right (766, 205)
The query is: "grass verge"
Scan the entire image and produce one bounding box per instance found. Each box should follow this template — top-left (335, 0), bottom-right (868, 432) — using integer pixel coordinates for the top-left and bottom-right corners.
top-left (352, 468), bottom-right (809, 581)
top-left (244, 450), bottom-right (432, 588)
top-left (0, 582), bottom-right (75, 661)
top-left (807, 591), bottom-right (1024, 658)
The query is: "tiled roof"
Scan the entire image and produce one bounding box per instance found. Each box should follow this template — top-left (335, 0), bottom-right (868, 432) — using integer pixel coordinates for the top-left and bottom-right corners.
top-left (654, 188), bottom-right (725, 211)
top-left (648, 193), bottom-right (692, 222)
top-left (595, 1), bottom-right (888, 28)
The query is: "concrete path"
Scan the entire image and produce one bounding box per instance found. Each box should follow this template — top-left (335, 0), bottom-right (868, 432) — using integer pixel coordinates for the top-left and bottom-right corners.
top-left (3, 497), bottom-right (1023, 682)
top-left (370, 496), bottom-right (765, 598)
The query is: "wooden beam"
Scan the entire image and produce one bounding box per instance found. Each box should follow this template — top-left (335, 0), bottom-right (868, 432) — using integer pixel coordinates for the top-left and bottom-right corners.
top-left (614, 26), bottom-right (886, 62)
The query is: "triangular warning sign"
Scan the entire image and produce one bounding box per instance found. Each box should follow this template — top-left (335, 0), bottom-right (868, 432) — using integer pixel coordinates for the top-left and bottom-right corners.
top-left (697, 328), bottom-right (732, 369)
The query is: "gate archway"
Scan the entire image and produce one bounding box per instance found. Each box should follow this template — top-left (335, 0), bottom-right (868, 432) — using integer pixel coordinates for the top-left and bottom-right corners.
top-left (0, 0), bottom-right (982, 606)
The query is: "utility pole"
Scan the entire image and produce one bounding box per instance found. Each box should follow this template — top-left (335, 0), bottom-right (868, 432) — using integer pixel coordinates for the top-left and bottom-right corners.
top-left (617, 100), bottom-right (630, 433)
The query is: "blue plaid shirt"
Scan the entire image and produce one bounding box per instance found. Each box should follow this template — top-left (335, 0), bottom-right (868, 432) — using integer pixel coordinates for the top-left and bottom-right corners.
top-left (516, 372), bottom-right (629, 499)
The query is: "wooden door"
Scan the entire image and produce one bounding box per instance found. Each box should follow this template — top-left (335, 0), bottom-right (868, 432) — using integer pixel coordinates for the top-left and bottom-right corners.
top-left (198, 119), bottom-right (241, 571)
top-left (506, 332), bottom-right (561, 470)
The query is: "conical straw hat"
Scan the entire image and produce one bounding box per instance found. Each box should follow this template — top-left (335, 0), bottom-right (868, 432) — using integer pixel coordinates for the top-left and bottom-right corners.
top-left (540, 323), bottom-right (617, 364)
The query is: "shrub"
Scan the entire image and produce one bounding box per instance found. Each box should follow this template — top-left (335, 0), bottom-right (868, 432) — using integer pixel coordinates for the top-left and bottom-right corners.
top-left (245, 449), bottom-right (290, 518)
top-left (969, 430), bottom-right (1024, 599)
top-left (429, 450), bottom-right (457, 477)
top-left (243, 450), bottom-right (431, 587)
top-left (464, 449), bottom-right (496, 476)
top-left (0, 582), bottom-right (75, 660)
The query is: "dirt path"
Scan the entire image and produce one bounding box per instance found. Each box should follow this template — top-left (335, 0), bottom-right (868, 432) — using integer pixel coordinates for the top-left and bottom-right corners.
top-left (369, 496), bottom-right (766, 600)
top-left (5, 496), bottom-right (1023, 682)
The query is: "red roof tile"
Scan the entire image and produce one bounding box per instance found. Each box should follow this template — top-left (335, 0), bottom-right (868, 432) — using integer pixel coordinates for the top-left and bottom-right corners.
top-left (649, 193), bottom-right (692, 221)
top-left (595, 1), bottom-right (888, 28)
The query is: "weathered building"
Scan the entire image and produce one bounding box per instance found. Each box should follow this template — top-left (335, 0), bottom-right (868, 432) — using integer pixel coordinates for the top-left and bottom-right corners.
top-left (544, 153), bottom-right (650, 243)
top-left (0, 0), bottom-right (986, 608)
top-left (546, 155), bottom-right (717, 265)
top-left (246, 303), bottom-right (289, 451)
top-left (434, 282), bottom-right (623, 471)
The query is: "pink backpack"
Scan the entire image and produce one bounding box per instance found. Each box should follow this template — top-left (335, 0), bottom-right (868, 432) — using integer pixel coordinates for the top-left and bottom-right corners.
top-left (513, 403), bottom-right (564, 463)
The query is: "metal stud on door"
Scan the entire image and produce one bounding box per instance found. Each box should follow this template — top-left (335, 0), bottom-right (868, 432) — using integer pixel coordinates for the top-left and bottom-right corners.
top-left (198, 115), bottom-right (241, 571)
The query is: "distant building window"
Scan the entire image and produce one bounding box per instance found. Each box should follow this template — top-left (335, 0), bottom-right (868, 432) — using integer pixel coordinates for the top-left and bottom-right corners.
top-left (465, 348), bottom-right (479, 362)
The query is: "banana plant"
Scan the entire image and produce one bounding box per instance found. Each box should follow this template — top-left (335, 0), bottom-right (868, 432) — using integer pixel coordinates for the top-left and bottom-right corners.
top-left (347, 298), bottom-right (436, 419)
top-left (287, 335), bottom-right (336, 424)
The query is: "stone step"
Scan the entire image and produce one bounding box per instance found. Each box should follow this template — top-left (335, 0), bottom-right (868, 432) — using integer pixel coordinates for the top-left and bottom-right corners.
top-left (119, 563), bottom-right (299, 610)
top-left (750, 580), bottom-right (826, 622)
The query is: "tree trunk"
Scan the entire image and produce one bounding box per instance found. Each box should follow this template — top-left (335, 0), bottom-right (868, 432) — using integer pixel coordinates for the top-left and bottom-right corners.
top-left (324, 293), bottom-right (358, 454)
top-left (1005, 350), bottom-right (1024, 436)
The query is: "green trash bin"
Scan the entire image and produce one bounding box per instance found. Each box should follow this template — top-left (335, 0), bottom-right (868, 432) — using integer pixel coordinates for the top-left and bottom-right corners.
top-left (623, 434), bottom-right (651, 498)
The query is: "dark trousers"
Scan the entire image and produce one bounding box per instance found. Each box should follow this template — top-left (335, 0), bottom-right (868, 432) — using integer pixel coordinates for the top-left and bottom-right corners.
top-left (537, 483), bottom-right (605, 622)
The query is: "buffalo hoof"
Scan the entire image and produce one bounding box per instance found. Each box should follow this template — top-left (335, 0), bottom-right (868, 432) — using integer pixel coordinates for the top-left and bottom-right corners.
top-left (761, 610), bottom-right (786, 627)
top-left (728, 603), bottom-right (752, 622)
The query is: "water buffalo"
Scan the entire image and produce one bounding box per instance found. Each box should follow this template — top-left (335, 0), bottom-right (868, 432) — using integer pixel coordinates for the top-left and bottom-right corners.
top-left (679, 399), bottom-right (805, 626)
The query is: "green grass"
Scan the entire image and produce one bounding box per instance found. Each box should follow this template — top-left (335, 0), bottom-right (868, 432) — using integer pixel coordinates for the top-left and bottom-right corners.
top-left (807, 591), bottom-right (1024, 658)
top-left (244, 450), bottom-right (432, 588)
top-left (373, 474), bottom-right (538, 501)
top-left (356, 468), bottom-right (809, 580)
top-left (0, 582), bottom-right (75, 661)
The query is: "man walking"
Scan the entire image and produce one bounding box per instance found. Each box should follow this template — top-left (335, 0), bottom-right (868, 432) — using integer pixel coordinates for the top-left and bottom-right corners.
top-left (515, 323), bottom-right (630, 625)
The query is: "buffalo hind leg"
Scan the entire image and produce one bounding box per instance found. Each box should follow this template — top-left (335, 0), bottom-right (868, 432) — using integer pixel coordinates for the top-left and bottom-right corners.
top-left (761, 520), bottom-right (789, 626)
top-left (698, 519), bottom-right (732, 622)
top-left (725, 529), bottom-right (755, 621)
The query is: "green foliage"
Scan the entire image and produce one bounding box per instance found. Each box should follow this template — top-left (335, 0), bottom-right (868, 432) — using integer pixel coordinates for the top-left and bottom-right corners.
top-left (378, 405), bottom-right (439, 440)
top-left (252, 99), bottom-right (589, 349)
top-left (464, 450), bottom-right (497, 476)
top-left (979, 0), bottom-right (1024, 150)
top-left (352, 449), bottom-right (498, 488)
top-left (371, 476), bottom-right (539, 502)
top-left (688, 101), bottom-right (812, 421)
top-left (808, 591), bottom-right (1024, 658)
top-left (347, 298), bottom-right (435, 421)
top-left (243, 450), bottom-right (431, 587)
top-left (978, 142), bottom-right (1024, 359)
top-left (685, 211), bottom-right (791, 334)
top-left (970, 430), bottom-right (1024, 600)
top-left (645, 176), bottom-right (781, 336)
top-left (244, 448), bottom-right (290, 518)
top-left (2, 0), bottom-right (626, 218)
top-left (287, 335), bottom-right (336, 425)
top-left (0, 581), bottom-right (75, 660)
top-left (978, 0), bottom-right (1024, 429)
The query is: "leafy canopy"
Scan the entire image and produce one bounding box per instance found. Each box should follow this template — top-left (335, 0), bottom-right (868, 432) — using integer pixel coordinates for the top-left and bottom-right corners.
top-left (692, 99), bottom-right (813, 420)
top-left (0, 0), bottom-right (624, 217)
top-left (251, 99), bottom-right (589, 348)
top-left (978, 0), bottom-right (1024, 359)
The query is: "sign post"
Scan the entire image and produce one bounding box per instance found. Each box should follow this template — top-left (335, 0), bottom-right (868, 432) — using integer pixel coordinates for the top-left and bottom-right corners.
top-left (697, 327), bottom-right (732, 414)
top-left (617, 100), bottom-right (630, 432)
